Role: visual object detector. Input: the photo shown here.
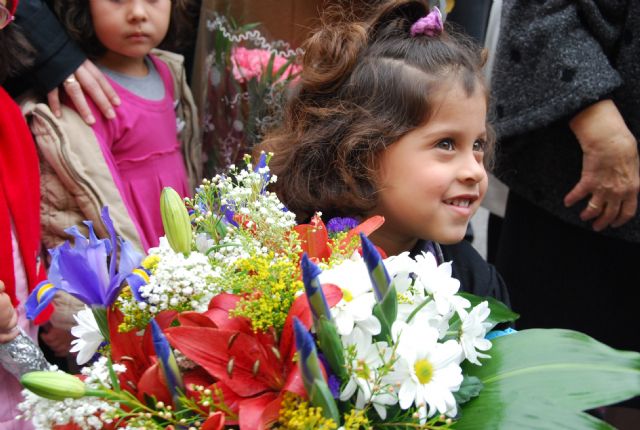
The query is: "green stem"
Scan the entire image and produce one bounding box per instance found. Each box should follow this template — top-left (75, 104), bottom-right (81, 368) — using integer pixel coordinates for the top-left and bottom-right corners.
top-left (405, 296), bottom-right (432, 324)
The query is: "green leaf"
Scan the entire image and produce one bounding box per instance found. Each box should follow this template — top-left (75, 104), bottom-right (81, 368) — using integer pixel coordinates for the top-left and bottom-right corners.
top-left (456, 329), bottom-right (640, 429)
top-left (373, 284), bottom-right (398, 342)
top-left (316, 317), bottom-right (347, 380)
top-left (454, 375), bottom-right (483, 404)
top-left (309, 377), bottom-right (340, 422)
top-left (272, 56), bottom-right (296, 81)
top-left (91, 306), bottom-right (110, 342)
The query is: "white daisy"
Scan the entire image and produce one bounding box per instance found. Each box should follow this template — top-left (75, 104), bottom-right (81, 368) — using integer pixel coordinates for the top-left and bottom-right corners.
top-left (413, 252), bottom-right (470, 316)
top-left (386, 317), bottom-right (463, 417)
top-left (458, 301), bottom-right (493, 365)
top-left (320, 257), bottom-right (381, 337)
top-left (339, 327), bottom-right (396, 419)
top-left (69, 306), bottom-right (104, 365)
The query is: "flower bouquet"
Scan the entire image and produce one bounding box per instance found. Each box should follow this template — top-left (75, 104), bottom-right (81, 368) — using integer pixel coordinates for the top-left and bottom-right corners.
top-left (18, 155), bottom-right (640, 429)
top-left (200, 13), bottom-right (301, 175)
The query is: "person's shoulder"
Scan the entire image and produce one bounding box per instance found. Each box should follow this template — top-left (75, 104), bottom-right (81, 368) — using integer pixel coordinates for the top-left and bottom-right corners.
top-left (149, 49), bottom-right (185, 75)
top-left (439, 241), bottom-right (511, 305)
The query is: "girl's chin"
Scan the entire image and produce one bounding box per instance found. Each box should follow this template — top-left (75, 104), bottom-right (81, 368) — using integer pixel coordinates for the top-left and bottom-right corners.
top-left (432, 227), bottom-right (470, 245)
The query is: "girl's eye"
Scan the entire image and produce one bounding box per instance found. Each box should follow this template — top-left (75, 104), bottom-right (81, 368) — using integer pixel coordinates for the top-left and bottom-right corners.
top-left (473, 139), bottom-right (487, 152)
top-left (436, 139), bottom-right (455, 151)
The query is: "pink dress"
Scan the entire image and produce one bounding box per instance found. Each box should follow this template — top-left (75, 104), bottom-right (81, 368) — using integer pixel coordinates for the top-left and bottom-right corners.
top-left (89, 55), bottom-right (190, 250)
top-left (0, 226), bottom-right (38, 430)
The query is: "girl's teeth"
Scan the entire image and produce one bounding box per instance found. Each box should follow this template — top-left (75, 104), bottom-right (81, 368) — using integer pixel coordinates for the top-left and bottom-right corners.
top-left (446, 199), bottom-right (470, 207)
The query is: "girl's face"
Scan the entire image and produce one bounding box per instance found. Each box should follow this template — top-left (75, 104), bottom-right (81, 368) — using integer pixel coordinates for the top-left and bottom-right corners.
top-left (369, 80), bottom-right (488, 255)
top-left (89, 0), bottom-right (171, 73)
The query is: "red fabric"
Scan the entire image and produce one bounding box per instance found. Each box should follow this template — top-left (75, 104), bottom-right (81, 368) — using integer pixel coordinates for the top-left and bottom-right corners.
top-left (0, 86), bottom-right (44, 307)
top-left (8, 0), bottom-right (18, 16)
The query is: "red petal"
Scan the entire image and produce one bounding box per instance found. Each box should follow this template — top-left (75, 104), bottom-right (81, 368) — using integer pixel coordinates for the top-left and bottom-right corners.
top-left (259, 394), bottom-right (286, 429)
top-left (137, 362), bottom-right (171, 404)
top-left (282, 364), bottom-right (306, 398)
top-left (294, 215), bottom-right (331, 261)
top-left (165, 327), bottom-right (281, 397)
top-left (350, 215), bottom-right (385, 237)
top-left (238, 392), bottom-right (278, 430)
top-left (178, 311), bottom-right (217, 328)
top-left (204, 294), bottom-right (254, 332)
top-left (107, 307), bottom-right (150, 384)
top-left (183, 367), bottom-right (216, 393)
top-left (201, 412), bottom-right (225, 430)
top-left (339, 215), bottom-right (386, 256)
top-left (279, 284), bottom-right (343, 361)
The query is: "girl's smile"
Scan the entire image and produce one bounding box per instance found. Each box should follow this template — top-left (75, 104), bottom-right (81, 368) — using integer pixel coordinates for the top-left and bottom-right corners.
top-left (368, 79), bottom-right (488, 255)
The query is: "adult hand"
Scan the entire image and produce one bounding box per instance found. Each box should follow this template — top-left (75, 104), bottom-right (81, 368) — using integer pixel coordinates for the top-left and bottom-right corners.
top-left (0, 281), bottom-right (19, 344)
top-left (47, 59), bottom-right (120, 125)
top-left (565, 99), bottom-right (640, 231)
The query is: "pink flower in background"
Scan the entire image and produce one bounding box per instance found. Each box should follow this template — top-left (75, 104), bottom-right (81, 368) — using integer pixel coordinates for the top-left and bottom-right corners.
top-left (231, 47), bottom-right (301, 83)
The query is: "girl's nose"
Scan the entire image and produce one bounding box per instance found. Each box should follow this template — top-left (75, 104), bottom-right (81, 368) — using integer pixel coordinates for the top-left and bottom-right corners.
top-left (128, 0), bottom-right (148, 21)
top-left (459, 150), bottom-right (486, 184)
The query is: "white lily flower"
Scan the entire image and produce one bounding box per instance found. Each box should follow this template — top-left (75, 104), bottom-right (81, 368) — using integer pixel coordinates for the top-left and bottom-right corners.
top-left (69, 306), bottom-right (104, 365)
top-left (458, 301), bottom-right (493, 365)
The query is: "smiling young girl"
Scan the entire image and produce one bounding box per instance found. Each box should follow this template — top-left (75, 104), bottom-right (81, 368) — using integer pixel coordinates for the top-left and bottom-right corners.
top-left (261, 0), bottom-right (508, 300)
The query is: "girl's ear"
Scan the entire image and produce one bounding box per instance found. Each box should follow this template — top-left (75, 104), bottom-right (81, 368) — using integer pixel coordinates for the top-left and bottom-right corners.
top-left (368, 0), bottom-right (428, 40)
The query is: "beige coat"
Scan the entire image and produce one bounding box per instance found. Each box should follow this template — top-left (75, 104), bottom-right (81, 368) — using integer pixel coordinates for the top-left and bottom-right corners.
top-left (22, 49), bottom-right (202, 329)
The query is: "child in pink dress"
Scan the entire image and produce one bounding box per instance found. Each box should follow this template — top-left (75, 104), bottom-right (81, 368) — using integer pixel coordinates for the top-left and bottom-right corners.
top-left (43, 0), bottom-right (200, 251)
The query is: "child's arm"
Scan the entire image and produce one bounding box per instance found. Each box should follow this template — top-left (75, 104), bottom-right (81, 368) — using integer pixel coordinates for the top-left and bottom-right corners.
top-left (0, 281), bottom-right (50, 378)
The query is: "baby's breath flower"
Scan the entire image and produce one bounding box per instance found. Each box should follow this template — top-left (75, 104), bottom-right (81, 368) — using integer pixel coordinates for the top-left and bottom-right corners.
top-left (117, 238), bottom-right (221, 330)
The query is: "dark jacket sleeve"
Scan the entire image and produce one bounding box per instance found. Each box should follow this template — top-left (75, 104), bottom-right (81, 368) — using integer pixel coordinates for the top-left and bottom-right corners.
top-left (440, 241), bottom-right (511, 308)
top-left (491, 0), bottom-right (625, 139)
top-left (14, 0), bottom-right (85, 93)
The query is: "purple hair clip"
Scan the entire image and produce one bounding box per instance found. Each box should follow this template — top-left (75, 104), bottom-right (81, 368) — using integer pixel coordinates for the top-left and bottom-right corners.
top-left (410, 6), bottom-right (443, 37)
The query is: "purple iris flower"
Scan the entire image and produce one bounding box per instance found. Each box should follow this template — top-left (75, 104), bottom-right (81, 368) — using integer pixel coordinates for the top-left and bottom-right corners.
top-left (222, 204), bottom-right (239, 227)
top-left (26, 207), bottom-right (143, 320)
top-left (326, 217), bottom-right (359, 235)
top-left (318, 353), bottom-right (341, 399)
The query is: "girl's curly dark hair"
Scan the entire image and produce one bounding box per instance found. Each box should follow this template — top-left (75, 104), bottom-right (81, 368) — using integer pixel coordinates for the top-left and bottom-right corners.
top-left (258, 0), bottom-right (493, 222)
top-left (51, 0), bottom-right (199, 60)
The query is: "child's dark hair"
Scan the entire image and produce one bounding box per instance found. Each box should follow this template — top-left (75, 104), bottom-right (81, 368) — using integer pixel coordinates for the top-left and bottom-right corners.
top-left (259, 0), bottom-right (492, 221)
top-left (0, 22), bottom-right (35, 83)
top-left (51, 0), bottom-right (199, 59)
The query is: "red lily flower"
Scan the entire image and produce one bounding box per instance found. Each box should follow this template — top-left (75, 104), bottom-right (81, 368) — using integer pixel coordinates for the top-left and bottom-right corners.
top-left (164, 285), bottom-right (342, 429)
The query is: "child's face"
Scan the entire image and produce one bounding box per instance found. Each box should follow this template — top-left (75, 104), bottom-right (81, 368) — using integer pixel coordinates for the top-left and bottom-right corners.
top-left (89, 0), bottom-right (171, 63)
top-left (370, 80), bottom-right (488, 253)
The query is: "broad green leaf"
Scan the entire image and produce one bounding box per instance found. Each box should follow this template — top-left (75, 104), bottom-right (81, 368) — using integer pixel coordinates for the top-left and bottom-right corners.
top-left (454, 375), bottom-right (483, 404)
top-left (456, 329), bottom-right (640, 429)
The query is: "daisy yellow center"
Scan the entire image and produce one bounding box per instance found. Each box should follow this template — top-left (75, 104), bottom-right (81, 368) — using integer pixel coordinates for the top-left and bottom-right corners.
top-left (414, 358), bottom-right (434, 385)
top-left (341, 288), bottom-right (353, 302)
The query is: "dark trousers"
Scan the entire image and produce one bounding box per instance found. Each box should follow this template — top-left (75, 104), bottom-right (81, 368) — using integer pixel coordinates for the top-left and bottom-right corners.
top-left (495, 192), bottom-right (640, 353)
